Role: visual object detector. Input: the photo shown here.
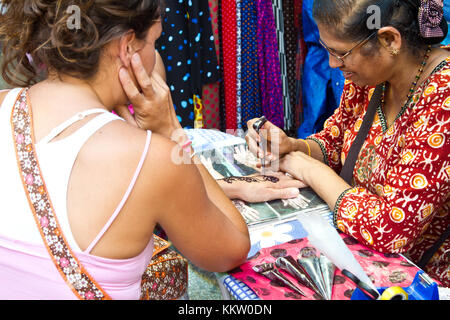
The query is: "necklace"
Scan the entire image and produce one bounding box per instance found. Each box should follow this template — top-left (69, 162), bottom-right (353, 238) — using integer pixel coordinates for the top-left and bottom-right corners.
top-left (380, 45), bottom-right (432, 115)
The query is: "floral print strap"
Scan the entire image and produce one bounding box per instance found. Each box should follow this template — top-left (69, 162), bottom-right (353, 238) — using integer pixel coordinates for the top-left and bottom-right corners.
top-left (152, 234), bottom-right (171, 257)
top-left (10, 88), bottom-right (111, 300)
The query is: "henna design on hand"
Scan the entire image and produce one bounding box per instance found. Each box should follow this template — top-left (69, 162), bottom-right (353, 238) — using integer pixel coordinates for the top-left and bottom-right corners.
top-left (221, 175), bottom-right (280, 184)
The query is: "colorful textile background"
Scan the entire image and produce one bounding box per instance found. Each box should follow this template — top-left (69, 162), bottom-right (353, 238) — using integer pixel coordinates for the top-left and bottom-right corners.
top-left (257, 0), bottom-right (284, 129)
top-left (153, 0), bottom-right (346, 136)
top-left (202, 0), bottom-right (221, 129)
top-left (222, 0), bottom-right (238, 130)
top-left (241, 0), bottom-right (261, 126)
top-left (156, 0), bottom-right (219, 128)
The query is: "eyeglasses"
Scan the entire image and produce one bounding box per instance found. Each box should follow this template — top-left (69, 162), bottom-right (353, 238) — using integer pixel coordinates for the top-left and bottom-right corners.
top-left (319, 32), bottom-right (378, 64)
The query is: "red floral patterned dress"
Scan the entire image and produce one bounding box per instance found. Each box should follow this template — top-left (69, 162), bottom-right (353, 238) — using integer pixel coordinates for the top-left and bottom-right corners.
top-left (307, 54), bottom-right (450, 287)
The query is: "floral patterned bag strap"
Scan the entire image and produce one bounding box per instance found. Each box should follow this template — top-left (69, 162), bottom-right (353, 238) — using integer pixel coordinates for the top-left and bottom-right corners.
top-left (11, 88), bottom-right (112, 300)
top-left (152, 234), bottom-right (172, 256)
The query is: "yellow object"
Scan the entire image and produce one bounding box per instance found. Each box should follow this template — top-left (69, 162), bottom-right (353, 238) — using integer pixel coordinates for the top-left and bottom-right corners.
top-left (380, 286), bottom-right (409, 300)
top-left (193, 95), bottom-right (204, 129)
top-left (299, 139), bottom-right (311, 157)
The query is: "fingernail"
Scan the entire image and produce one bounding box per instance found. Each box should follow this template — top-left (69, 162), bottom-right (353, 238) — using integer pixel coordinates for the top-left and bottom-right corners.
top-left (119, 68), bottom-right (127, 77)
top-left (132, 53), bottom-right (140, 62)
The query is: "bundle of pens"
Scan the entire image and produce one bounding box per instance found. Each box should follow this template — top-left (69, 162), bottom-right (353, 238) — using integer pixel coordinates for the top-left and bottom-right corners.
top-left (252, 252), bottom-right (335, 300)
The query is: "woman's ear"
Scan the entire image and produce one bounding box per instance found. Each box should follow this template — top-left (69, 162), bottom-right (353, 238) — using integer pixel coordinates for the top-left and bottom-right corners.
top-left (377, 26), bottom-right (402, 56)
top-left (118, 31), bottom-right (137, 68)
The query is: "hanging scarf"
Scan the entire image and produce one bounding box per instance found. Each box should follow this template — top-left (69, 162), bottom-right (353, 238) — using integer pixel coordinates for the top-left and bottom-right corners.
top-left (257, 0), bottom-right (284, 129)
top-left (241, 0), bottom-right (262, 127)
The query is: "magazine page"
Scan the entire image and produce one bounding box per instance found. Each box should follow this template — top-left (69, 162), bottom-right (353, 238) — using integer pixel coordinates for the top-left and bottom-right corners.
top-left (185, 128), bottom-right (246, 153)
top-left (187, 129), bottom-right (331, 227)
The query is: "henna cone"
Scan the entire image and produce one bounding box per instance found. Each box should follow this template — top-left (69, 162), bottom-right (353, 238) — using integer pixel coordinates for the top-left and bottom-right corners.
top-left (253, 263), bottom-right (305, 296)
top-left (319, 254), bottom-right (335, 300)
top-left (275, 256), bottom-right (321, 298)
top-left (297, 256), bottom-right (328, 300)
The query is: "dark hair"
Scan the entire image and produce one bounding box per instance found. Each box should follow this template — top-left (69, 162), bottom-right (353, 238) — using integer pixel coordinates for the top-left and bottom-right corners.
top-left (313, 0), bottom-right (448, 56)
top-left (0, 0), bottom-right (164, 87)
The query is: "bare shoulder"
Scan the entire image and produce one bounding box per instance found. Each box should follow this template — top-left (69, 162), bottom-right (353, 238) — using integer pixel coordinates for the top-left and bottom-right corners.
top-left (90, 119), bottom-right (199, 226)
top-left (87, 118), bottom-right (187, 194)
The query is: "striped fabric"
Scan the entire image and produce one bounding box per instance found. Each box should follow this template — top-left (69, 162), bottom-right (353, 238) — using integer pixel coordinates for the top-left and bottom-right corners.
top-left (241, 0), bottom-right (261, 127)
top-left (236, 0), bottom-right (243, 132)
top-left (294, 0), bottom-right (307, 131)
top-left (272, 0), bottom-right (293, 132)
top-left (218, 0), bottom-right (226, 131)
top-left (257, 0), bottom-right (284, 129)
top-left (202, 0), bottom-right (221, 130)
top-left (282, 0), bottom-right (298, 133)
top-left (222, 0), bottom-right (238, 130)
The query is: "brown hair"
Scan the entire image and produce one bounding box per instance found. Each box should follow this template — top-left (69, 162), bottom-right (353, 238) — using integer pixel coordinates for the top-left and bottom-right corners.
top-left (0, 0), bottom-right (163, 87)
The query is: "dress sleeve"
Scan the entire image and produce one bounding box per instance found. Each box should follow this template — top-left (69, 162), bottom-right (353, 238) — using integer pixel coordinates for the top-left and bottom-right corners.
top-left (334, 81), bottom-right (450, 254)
top-left (306, 80), bottom-right (371, 173)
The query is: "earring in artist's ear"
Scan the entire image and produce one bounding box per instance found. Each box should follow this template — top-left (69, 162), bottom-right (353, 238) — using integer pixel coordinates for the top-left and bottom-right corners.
top-left (390, 48), bottom-right (399, 56)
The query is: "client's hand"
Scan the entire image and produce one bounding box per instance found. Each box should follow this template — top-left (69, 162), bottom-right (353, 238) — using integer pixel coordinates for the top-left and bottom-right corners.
top-left (115, 52), bottom-right (181, 140)
top-left (218, 172), bottom-right (306, 203)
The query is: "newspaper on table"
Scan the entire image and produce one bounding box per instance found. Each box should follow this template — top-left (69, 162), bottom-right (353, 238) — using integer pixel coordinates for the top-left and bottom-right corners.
top-left (185, 129), bottom-right (331, 228)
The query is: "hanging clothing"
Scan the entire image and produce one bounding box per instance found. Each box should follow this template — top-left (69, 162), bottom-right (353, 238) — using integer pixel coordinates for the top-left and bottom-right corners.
top-left (294, 0), bottom-right (308, 132)
top-left (221, 0), bottom-right (238, 130)
top-left (156, 0), bottom-right (219, 128)
top-left (218, 1), bottom-right (227, 131)
top-left (297, 0), bottom-right (344, 139)
top-left (236, 0), bottom-right (243, 131)
top-left (257, 0), bottom-right (284, 129)
top-left (272, 0), bottom-right (292, 132)
top-left (202, 0), bottom-right (221, 130)
top-left (443, 1), bottom-right (450, 45)
top-left (241, 0), bottom-right (261, 127)
top-left (282, 0), bottom-right (298, 133)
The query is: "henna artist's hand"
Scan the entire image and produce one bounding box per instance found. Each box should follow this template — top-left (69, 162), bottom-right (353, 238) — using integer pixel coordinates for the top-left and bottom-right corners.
top-left (245, 118), bottom-right (294, 163)
top-left (278, 151), bottom-right (316, 183)
top-left (219, 172), bottom-right (306, 203)
top-left (115, 52), bottom-right (181, 139)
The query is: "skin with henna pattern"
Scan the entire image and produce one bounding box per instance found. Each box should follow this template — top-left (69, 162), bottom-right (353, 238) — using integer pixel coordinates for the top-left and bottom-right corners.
top-left (221, 176), bottom-right (280, 184)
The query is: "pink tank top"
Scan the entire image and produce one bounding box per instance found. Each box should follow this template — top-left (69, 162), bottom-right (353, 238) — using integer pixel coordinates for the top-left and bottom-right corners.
top-left (0, 88), bottom-right (154, 300)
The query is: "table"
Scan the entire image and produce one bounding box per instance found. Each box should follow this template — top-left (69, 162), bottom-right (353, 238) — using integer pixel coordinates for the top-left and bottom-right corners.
top-left (184, 129), bottom-right (443, 300)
